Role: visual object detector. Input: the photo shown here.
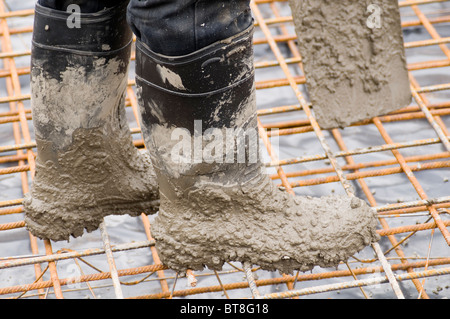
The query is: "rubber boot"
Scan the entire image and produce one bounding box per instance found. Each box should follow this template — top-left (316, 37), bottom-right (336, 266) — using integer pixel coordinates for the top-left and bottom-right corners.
top-left (23, 2), bottom-right (159, 242)
top-left (135, 25), bottom-right (380, 275)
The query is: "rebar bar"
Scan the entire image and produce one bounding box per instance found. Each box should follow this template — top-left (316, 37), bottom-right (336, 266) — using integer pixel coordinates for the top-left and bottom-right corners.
top-left (260, 266), bottom-right (450, 299)
top-left (99, 222), bottom-right (124, 299)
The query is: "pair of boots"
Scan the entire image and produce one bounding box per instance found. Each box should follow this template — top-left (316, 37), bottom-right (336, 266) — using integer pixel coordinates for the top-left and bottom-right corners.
top-left (24, 2), bottom-right (379, 274)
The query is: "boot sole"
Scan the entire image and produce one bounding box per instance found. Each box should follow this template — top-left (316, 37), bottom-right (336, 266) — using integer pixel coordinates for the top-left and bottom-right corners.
top-left (24, 198), bottom-right (160, 242)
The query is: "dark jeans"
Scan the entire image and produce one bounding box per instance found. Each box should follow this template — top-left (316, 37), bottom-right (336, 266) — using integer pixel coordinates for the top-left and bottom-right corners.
top-left (37, 0), bottom-right (253, 56)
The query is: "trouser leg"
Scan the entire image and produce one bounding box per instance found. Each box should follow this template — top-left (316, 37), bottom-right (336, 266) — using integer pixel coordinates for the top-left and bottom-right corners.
top-left (127, 0), bottom-right (253, 56)
top-left (37, 0), bottom-right (126, 12)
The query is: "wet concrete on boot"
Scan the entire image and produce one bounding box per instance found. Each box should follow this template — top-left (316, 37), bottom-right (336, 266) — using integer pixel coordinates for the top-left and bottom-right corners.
top-left (289, 0), bottom-right (412, 129)
top-left (24, 58), bottom-right (159, 241)
top-left (151, 171), bottom-right (380, 274)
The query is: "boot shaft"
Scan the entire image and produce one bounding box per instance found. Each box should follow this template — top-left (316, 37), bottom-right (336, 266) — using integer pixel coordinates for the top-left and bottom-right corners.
top-left (135, 26), bottom-right (256, 133)
top-left (31, 2), bottom-right (133, 153)
top-left (32, 1), bottom-right (131, 58)
top-left (135, 25), bottom-right (266, 197)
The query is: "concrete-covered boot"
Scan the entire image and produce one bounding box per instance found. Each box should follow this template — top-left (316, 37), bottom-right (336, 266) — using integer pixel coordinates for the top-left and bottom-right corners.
top-left (135, 25), bottom-right (380, 274)
top-left (24, 2), bottom-right (159, 242)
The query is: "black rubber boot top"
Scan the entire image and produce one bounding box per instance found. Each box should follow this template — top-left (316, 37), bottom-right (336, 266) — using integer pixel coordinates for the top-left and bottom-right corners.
top-left (33, 1), bottom-right (131, 54)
